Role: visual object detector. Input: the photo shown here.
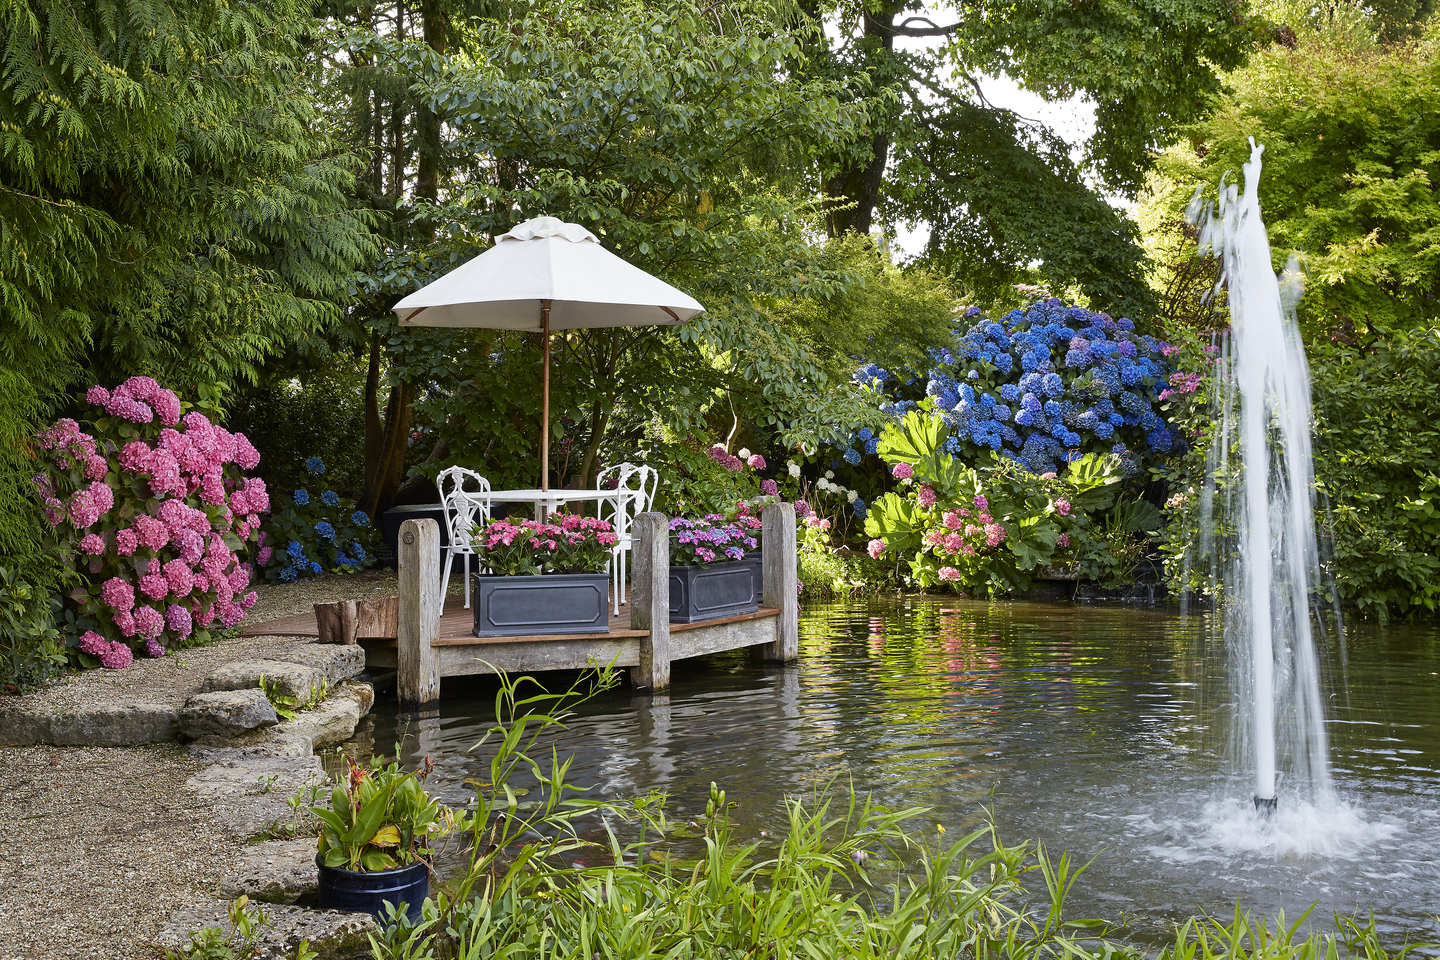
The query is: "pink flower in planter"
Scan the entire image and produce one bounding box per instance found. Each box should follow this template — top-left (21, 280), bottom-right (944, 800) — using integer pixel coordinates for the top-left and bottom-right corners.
top-left (133, 605), bottom-right (164, 639)
top-left (101, 577), bottom-right (135, 611)
top-left (99, 641), bottom-right (133, 669)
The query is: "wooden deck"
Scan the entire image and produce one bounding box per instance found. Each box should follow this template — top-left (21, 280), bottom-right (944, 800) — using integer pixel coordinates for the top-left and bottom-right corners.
top-left (249, 504), bottom-right (799, 707)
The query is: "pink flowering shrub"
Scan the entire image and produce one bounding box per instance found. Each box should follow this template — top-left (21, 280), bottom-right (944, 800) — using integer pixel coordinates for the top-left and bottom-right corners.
top-left (34, 377), bottom-right (263, 668)
top-left (862, 408), bottom-right (1131, 591)
top-left (651, 440), bottom-right (789, 519)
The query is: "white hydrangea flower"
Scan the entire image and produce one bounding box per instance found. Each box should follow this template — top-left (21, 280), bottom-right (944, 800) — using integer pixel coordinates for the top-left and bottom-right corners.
top-left (824, 470), bottom-right (835, 480)
top-left (788, 463), bottom-right (801, 478)
top-left (738, 447), bottom-right (751, 459)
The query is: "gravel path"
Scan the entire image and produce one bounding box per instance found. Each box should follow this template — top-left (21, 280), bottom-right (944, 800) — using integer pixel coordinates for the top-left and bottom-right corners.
top-left (0, 744), bottom-right (248, 960)
top-left (0, 574), bottom-right (415, 959)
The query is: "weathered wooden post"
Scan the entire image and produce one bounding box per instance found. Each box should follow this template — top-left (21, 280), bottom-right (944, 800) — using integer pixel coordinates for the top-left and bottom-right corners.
top-left (629, 511), bottom-right (670, 692)
top-left (397, 518), bottom-right (441, 710)
top-left (761, 502), bottom-right (798, 663)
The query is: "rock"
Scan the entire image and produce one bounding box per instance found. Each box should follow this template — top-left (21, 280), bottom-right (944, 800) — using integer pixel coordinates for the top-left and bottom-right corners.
top-left (218, 838), bottom-right (319, 904)
top-left (154, 901), bottom-right (375, 960)
top-left (188, 731), bottom-right (316, 762)
top-left (187, 754), bottom-right (326, 839)
top-left (180, 689), bottom-right (279, 739)
top-left (202, 659), bottom-right (329, 702)
top-left (0, 699), bottom-right (177, 746)
top-left (267, 644), bottom-right (367, 687)
top-left (275, 682), bottom-right (374, 749)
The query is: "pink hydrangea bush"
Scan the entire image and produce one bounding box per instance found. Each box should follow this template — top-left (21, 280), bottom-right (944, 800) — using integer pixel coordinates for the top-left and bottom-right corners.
top-left (35, 377), bottom-right (264, 669)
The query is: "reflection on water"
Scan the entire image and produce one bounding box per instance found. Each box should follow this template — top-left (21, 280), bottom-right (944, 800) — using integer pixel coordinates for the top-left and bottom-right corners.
top-left (365, 599), bottom-right (1440, 946)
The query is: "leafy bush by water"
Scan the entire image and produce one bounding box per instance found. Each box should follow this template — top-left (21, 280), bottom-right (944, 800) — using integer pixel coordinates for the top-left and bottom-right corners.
top-left (0, 567), bottom-right (66, 692)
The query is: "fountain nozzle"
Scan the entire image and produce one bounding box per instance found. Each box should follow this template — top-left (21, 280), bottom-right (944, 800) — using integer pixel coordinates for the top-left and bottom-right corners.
top-left (1254, 796), bottom-right (1278, 816)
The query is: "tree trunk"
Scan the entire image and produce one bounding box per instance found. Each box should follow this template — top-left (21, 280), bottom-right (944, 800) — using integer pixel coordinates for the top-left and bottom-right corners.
top-left (822, 8), bottom-right (896, 238)
top-left (359, 377), bottom-right (414, 520)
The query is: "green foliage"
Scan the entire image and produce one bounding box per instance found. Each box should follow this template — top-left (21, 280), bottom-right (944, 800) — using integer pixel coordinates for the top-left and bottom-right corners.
top-left (865, 408), bottom-right (1131, 591)
top-left (162, 896), bottom-right (291, 960)
top-left (797, 519), bottom-right (893, 600)
top-left (0, 0), bottom-right (377, 594)
top-left (1144, 18), bottom-right (1440, 342)
top-left (0, 566), bottom-right (66, 692)
top-left (225, 370), bottom-right (371, 500)
top-left (312, 754), bottom-right (459, 873)
top-left (1311, 330), bottom-right (1440, 616)
top-left (259, 676), bottom-right (329, 723)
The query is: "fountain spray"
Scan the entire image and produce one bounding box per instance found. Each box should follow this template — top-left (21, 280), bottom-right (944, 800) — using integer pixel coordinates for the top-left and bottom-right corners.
top-left (1191, 138), bottom-right (1332, 814)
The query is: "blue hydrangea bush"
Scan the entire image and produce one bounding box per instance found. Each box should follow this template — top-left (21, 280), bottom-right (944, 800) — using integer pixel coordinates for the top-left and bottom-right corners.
top-left (850, 298), bottom-right (1182, 477)
top-left (258, 458), bottom-right (379, 583)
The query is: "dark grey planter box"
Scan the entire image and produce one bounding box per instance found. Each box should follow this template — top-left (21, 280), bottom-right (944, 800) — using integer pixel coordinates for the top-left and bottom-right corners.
top-left (745, 553), bottom-right (763, 604)
top-left (669, 560), bottom-right (759, 623)
top-left (472, 572), bottom-right (609, 637)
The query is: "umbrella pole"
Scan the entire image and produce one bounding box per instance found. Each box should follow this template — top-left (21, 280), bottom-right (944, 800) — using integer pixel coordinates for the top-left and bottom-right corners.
top-left (540, 299), bottom-right (551, 492)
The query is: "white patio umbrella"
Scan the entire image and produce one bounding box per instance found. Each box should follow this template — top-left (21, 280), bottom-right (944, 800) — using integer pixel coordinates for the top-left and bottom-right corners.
top-left (393, 216), bottom-right (706, 490)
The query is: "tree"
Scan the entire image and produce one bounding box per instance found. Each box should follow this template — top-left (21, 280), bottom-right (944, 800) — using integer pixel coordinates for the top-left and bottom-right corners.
top-left (791, 0), bottom-right (1271, 314)
top-left (1142, 14), bottom-right (1440, 345)
top-left (0, 0), bottom-right (376, 581)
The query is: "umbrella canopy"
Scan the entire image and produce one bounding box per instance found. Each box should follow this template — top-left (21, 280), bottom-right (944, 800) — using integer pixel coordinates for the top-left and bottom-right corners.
top-left (393, 217), bottom-right (705, 329)
top-left (392, 216), bottom-right (706, 489)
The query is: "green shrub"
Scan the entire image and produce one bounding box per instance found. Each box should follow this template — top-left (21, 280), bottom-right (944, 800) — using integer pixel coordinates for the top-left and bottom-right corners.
top-left (1311, 330), bottom-right (1440, 618)
top-left (0, 566), bottom-right (66, 692)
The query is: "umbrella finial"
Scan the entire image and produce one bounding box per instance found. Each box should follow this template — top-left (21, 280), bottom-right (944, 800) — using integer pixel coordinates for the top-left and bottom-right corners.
top-left (499, 217), bottom-right (598, 244)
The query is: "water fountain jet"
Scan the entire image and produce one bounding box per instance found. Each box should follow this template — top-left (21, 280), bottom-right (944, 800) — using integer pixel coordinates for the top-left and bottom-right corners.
top-left (1190, 138), bottom-right (1332, 812)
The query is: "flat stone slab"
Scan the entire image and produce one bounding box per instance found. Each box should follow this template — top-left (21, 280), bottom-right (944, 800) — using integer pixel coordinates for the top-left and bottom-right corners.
top-left (218, 838), bottom-right (319, 904)
top-left (187, 731), bottom-right (316, 763)
top-left (267, 644), bottom-right (367, 686)
top-left (187, 754), bottom-right (325, 839)
top-left (154, 901), bottom-right (375, 960)
top-left (0, 698), bottom-right (176, 746)
top-left (179, 689), bottom-right (279, 740)
top-left (275, 682), bottom-right (374, 750)
top-left (203, 659), bottom-right (329, 702)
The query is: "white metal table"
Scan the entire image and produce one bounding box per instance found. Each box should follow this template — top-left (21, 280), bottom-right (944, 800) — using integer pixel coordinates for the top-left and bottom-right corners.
top-left (474, 487), bottom-right (637, 520)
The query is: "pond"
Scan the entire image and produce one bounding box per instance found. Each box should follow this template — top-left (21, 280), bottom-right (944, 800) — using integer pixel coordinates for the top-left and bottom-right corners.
top-left (360, 599), bottom-right (1440, 948)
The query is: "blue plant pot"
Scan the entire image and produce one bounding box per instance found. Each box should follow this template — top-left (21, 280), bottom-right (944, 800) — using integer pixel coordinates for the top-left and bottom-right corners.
top-left (669, 560), bottom-right (760, 623)
top-left (315, 855), bottom-right (428, 924)
top-left (472, 572), bottom-right (610, 637)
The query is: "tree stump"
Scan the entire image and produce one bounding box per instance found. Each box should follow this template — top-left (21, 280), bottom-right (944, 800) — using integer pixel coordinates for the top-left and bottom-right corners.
top-left (314, 597), bottom-right (399, 644)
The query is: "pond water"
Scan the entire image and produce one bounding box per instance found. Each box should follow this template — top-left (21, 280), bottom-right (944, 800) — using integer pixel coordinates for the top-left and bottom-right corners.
top-left (362, 599), bottom-right (1440, 948)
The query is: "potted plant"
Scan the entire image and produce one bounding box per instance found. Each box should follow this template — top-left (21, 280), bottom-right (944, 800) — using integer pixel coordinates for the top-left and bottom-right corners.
top-left (668, 514), bottom-right (761, 622)
top-left (470, 514), bottom-right (617, 637)
top-left (311, 755), bottom-right (459, 923)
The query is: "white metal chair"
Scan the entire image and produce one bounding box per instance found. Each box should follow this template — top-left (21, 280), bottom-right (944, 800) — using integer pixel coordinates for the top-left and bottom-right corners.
top-left (597, 463), bottom-right (659, 614)
top-left (436, 466), bottom-right (492, 612)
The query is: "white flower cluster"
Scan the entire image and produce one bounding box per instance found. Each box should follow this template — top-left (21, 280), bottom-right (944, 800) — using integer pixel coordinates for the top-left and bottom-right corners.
top-left (785, 459), bottom-right (801, 479)
top-left (814, 476), bottom-right (856, 501)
